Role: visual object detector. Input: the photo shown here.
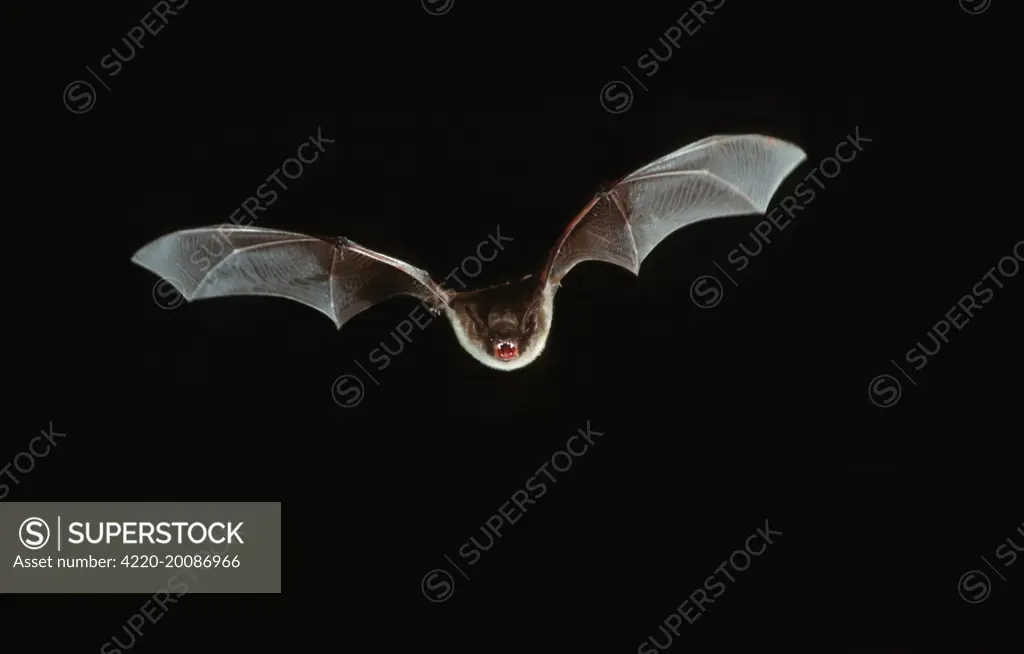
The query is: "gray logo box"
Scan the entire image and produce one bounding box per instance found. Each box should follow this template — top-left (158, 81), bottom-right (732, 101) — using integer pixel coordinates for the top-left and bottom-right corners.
top-left (1, 502), bottom-right (280, 593)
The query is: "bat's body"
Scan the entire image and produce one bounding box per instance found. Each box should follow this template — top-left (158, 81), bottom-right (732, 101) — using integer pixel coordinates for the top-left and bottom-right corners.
top-left (132, 135), bottom-right (807, 370)
top-left (445, 274), bottom-right (554, 370)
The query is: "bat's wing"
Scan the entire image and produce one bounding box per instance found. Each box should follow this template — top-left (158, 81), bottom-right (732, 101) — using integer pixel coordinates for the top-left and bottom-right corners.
top-left (541, 134), bottom-right (807, 285)
top-left (131, 226), bottom-right (449, 328)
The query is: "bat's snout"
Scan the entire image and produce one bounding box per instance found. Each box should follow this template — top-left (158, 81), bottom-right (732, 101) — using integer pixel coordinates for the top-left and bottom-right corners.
top-left (493, 339), bottom-right (519, 361)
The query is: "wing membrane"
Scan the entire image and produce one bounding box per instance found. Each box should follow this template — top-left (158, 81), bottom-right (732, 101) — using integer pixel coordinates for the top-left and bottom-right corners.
top-left (131, 226), bottom-right (446, 328)
top-left (543, 135), bottom-right (807, 284)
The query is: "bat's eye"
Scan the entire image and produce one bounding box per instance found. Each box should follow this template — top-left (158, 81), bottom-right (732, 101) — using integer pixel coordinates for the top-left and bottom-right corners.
top-left (494, 340), bottom-right (518, 361)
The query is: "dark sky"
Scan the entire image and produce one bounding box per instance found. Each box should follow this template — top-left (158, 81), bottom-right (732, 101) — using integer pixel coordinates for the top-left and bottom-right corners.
top-left (16, 0), bottom-right (1019, 650)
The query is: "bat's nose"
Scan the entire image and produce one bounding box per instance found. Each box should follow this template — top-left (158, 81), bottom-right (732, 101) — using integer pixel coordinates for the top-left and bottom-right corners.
top-left (491, 317), bottom-right (520, 342)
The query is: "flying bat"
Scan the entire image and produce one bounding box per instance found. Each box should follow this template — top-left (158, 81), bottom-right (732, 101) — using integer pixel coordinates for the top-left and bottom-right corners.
top-left (132, 134), bottom-right (806, 371)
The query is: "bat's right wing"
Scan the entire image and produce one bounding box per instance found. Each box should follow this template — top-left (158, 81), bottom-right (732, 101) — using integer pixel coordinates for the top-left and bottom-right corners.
top-left (541, 134), bottom-right (807, 286)
top-left (131, 226), bottom-right (449, 328)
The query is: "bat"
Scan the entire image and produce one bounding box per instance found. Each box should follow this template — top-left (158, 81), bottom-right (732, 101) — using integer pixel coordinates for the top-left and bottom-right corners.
top-left (132, 134), bottom-right (807, 371)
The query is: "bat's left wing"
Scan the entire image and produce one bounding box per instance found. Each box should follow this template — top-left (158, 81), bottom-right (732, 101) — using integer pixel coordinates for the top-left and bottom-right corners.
top-left (541, 134), bottom-right (807, 286)
top-left (131, 226), bottom-right (450, 329)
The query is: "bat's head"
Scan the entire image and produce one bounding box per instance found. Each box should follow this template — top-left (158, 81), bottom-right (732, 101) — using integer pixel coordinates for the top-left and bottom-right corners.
top-left (446, 282), bottom-right (555, 371)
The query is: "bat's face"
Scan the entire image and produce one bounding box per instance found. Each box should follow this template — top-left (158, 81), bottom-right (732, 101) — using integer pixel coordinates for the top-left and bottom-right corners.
top-left (445, 282), bottom-right (555, 371)
top-left (487, 308), bottom-right (529, 362)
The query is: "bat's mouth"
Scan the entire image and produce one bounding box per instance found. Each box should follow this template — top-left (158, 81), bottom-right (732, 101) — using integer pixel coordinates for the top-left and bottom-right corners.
top-left (494, 340), bottom-right (519, 361)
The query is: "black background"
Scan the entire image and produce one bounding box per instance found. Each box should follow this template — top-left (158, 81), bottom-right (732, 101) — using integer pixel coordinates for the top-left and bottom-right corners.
top-left (9, 0), bottom-right (1021, 650)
